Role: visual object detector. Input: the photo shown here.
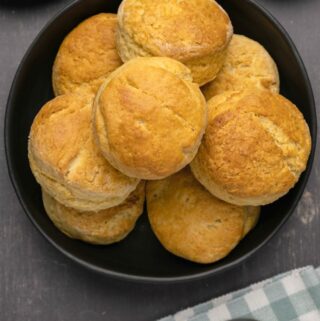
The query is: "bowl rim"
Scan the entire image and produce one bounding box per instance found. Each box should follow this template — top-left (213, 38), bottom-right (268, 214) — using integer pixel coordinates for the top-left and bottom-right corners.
top-left (4, 0), bottom-right (317, 284)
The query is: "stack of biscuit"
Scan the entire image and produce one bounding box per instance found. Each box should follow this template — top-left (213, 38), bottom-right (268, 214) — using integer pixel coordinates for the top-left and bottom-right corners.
top-left (28, 1), bottom-right (311, 264)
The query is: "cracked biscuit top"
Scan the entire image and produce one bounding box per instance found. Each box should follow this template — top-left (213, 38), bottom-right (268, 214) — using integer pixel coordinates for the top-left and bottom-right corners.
top-left (93, 57), bottom-right (207, 180)
top-left (28, 91), bottom-right (139, 212)
top-left (52, 13), bottom-right (122, 96)
top-left (190, 90), bottom-right (311, 206)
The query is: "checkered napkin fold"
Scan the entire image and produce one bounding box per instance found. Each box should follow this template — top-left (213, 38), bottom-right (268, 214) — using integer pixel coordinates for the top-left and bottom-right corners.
top-left (159, 266), bottom-right (320, 321)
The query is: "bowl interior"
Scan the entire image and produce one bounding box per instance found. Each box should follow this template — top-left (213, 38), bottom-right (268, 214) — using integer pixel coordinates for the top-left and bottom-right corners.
top-left (5, 0), bottom-right (316, 282)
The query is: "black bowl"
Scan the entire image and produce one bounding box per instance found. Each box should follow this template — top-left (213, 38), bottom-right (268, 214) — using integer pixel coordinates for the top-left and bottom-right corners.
top-left (5, 0), bottom-right (317, 283)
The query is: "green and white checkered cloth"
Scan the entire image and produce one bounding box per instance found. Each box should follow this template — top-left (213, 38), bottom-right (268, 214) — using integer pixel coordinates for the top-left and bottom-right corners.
top-left (160, 266), bottom-right (320, 321)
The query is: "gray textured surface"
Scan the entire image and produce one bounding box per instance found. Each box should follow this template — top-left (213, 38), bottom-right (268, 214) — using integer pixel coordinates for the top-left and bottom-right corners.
top-left (0, 1), bottom-right (319, 320)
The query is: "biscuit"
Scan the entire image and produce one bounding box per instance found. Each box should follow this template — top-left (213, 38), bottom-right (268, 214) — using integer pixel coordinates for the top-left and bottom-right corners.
top-left (116, 0), bottom-right (233, 86)
top-left (146, 167), bottom-right (256, 264)
top-left (42, 181), bottom-right (145, 245)
top-left (93, 57), bottom-right (207, 180)
top-left (202, 35), bottom-right (280, 100)
top-left (52, 13), bottom-right (122, 96)
top-left (190, 90), bottom-right (312, 206)
top-left (28, 91), bottom-right (139, 212)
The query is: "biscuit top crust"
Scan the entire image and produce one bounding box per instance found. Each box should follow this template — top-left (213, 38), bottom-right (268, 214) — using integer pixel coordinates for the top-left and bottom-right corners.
top-left (118, 0), bottom-right (232, 61)
top-left (53, 13), bottom-right (122, 95)
top-left (195, 90), bottom-right (311, 199)
top-left (202, 34), bottom-right (280, 99)
top-left (94, 57), bottom-right (207, 179)
top-left (29, 92), bottom-right (139, 194)
top-left (146, 167), bottom-right (246, 263)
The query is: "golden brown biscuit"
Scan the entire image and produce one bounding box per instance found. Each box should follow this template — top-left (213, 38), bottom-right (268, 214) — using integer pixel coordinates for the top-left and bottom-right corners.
top-left (52, 13), bottom-right (122, 96)
top-left (116, 0), bottom-right (233, 86)
top-left (191, 90), bottom-right (312, 206)
top-left (93, 57), bottom-right (207, 180)
top-left (146, 167), bottom-right (257, 264)
top-left (243, 207), bottom-right (260, 238)
top-left (42, 182), bottom-right (145, 245)
top-left (28, 91), bottom-right (139, 212)
top-left (202, 35), bottom-right (280, 100)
